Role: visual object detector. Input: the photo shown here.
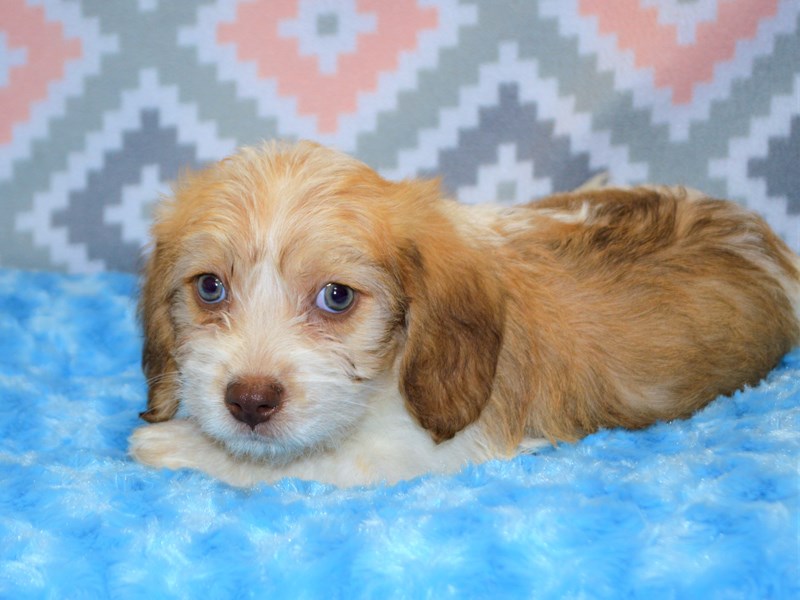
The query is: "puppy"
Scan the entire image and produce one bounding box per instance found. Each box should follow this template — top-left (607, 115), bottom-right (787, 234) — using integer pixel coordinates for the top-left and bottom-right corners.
top-left (129, 141), bottom-right (800, 487)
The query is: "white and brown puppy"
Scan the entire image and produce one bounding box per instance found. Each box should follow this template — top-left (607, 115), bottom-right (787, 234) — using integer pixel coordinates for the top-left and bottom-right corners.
top-left (129, 141), bottom-right (800, 487)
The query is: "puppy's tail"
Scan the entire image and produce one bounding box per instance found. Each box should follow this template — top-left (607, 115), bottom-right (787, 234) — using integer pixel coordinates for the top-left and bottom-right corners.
top-left (573, 172), bottom-right (610, 192)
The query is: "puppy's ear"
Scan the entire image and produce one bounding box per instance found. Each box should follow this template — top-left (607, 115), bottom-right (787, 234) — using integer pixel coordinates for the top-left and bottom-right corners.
top-left (138, 242), bottom-right (180, 423)
top-left (396, 199), bottom-right (506, 443)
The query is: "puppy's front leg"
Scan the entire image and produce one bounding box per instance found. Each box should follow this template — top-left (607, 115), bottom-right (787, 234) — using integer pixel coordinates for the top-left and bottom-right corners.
top-left (130, 414), bottom-right (505, 487)
top-left (129, 421), bottom-right (284, 487)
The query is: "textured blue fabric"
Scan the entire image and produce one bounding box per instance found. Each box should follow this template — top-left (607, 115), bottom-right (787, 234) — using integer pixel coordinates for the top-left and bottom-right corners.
top-left (0, 268), bottom-right (797, 599)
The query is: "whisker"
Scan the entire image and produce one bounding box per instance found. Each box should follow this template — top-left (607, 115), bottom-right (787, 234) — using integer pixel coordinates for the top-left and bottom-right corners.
top-left (145, 371), bottom-right (180, 386)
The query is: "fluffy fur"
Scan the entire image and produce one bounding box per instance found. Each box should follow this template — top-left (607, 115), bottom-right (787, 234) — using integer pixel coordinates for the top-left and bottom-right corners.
top-left (129, 141), bottom-right (800, 487)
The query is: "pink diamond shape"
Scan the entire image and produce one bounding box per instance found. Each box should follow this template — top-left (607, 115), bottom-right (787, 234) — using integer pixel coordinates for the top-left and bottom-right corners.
top-left (218, 0), bottom-right (437, 133)
top-left (0, 0), bottom-right (82, 144)
top-left (580, 0), bottom-right (779, 104)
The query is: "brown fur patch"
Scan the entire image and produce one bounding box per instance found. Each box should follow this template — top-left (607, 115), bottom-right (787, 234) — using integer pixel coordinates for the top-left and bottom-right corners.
top-left (395, 229), bottom-right (506, 442)
top-left (504, 187), bottom-right (800, 441)
top-left (139, 241), bottom-right (180, 422)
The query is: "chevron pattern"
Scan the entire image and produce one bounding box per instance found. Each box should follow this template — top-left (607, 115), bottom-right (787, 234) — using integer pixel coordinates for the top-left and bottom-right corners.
top-left (2, 0), bottom-right (798, 273)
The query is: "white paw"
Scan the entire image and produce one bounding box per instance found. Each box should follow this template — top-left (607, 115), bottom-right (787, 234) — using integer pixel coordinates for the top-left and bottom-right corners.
top-left (129, 420), bottom-right (210, 470)
top-left (517, 436), bottom-right (550, 455)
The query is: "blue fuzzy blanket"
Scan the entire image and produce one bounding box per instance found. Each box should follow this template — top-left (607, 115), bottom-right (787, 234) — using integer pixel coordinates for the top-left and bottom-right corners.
top-left (0, 268), bottom-right (798, 598)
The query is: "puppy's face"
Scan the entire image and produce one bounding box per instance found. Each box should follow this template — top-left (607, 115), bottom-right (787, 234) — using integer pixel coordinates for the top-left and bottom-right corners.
top-left (140, 142), bottom-right (505, 460)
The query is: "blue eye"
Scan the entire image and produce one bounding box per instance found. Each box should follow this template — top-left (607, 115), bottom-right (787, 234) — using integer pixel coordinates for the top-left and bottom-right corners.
top-left (315, 283), bottom-right (356, 313)
top-left (196, 274), bottom-right (227, 304)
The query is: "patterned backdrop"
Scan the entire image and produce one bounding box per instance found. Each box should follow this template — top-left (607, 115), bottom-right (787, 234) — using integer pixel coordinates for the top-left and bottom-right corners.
top-left (2, 0), bottom-right (798, 273)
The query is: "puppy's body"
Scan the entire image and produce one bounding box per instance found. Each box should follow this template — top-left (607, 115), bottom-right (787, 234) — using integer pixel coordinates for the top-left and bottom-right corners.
top-left (130, 142), bottom-right (800, 487)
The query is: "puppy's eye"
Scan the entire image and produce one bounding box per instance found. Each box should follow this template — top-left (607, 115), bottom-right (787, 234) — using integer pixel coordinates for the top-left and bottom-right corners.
top-left (315, 283), bottom-right (356, 313)
top-left (196, 274), bottom-right (227, 304)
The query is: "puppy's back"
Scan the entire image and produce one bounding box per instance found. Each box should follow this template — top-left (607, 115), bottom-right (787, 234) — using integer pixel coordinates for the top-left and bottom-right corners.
top-left (503, 187), bottom-right (800, 441)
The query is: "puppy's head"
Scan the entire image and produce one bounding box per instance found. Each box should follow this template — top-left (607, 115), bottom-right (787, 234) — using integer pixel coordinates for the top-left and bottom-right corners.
top-left (140, 141), bottom-right (505, 460)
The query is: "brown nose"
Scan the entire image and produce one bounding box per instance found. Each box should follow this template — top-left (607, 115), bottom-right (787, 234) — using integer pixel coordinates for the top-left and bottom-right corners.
top-left (225, 378), bottom-right (284, 429)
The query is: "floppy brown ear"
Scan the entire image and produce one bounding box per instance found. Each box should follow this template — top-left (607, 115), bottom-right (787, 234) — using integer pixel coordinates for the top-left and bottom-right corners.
top-left (397, 220), bottom-right (506, 443)
top-left (138, 242), bottom-right (180, 423)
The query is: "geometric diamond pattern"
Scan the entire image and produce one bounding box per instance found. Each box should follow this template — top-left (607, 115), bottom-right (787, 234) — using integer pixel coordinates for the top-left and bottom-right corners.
top-left (181, 0), bottom-right (476, 149)
top-left (0, 0), bottom-right (82, 145)
top-left (14, 70), bottom-right (235, 272)
top-left (542, 0), bottom-right (800, 141)
top-left (384, 42), bottom-right (648, 191)
top-left (710, 71), bottom-right (800, 250)
top-left (748, 114), bottom-right (800, 215)
top-left (0, 0), bottom-right (117, 179)
top-left (2, 0), bottom-right (799, 273)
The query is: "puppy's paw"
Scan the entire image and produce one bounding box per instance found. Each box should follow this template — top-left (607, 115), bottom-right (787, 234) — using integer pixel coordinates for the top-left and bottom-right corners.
top-left (517, 436), bottom-right (550, 455)
top-left (129, 420), bottom-right (211, 470)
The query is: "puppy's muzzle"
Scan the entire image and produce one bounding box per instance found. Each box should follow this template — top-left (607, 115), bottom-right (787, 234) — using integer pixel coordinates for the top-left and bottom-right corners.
top-left (225, 377), bottom-right (284, 429)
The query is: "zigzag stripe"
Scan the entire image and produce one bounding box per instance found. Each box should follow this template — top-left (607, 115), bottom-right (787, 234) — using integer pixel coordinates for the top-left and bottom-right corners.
top-left (0, 1), bottom-right (117, 180)
top-left (383, 42), bottom-right (647, 186)
top-left (541, 0), bottom-right (800, 141)
top-left (15, 69), bottom-right (235, 272)
top-left (710, 72), bottom-right (800, 249)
